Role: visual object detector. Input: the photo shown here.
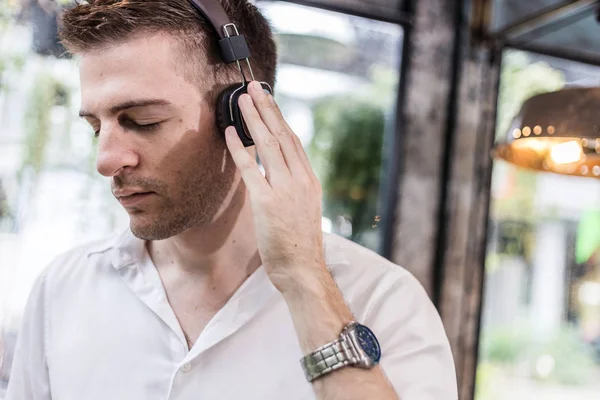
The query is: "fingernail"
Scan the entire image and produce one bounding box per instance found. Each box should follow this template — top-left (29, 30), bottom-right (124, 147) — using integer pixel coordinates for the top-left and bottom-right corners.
top-left (225, 126), bottom-right (236, 138)
top-left (239, 94), bottom-right (251, 105)
top-left (249, 81), bottom-right (261, 92)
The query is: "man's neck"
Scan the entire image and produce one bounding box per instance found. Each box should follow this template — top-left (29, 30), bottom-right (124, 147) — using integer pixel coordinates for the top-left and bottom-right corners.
top-left (146, 180), bottom-right (262, 307)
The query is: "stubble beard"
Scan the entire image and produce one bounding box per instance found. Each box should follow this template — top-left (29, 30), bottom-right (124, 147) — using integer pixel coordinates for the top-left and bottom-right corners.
top-left (128, 136), bottom-right (236, 241)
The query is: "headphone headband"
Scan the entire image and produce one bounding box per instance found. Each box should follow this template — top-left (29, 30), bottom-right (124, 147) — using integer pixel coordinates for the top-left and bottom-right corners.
top-left (186, 0), bottom-right (272, 146)
top-left (187, 0), bottom-right (231, 39)
top-left (187, 0), bottom-right (251, 64)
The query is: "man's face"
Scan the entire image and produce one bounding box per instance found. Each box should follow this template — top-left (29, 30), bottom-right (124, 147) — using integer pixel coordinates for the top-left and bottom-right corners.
top-left (79, 33), bottom-right (237, 240)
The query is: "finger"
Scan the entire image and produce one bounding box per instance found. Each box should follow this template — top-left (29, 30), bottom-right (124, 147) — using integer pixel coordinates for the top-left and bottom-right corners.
top-left (247, 83), bottom-right (317, 182)
top-left (238, 93), bottom-right (291, 186)
top-left (225, 126), bottom-right (272, 197)
top-left (247, 81), bottom-right (305, 178)
top-left (290, 128), bottom-right (319, 183)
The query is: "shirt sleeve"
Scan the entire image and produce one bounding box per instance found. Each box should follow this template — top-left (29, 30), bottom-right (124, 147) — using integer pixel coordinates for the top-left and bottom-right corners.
top-left (365, 270), bottom-right (458, 400)
top-left (5, 271), bottom-right (52, 400)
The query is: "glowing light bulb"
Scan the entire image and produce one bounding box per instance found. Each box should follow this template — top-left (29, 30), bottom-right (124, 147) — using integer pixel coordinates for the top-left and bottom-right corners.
top-left (549, 141), bottom-right (583, 165)
top-left (513, 138), bottom-right (548, 153)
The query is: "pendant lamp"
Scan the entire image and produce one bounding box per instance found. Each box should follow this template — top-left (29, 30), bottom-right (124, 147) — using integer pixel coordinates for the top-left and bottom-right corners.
top-left (494, 87), bottom-right (600, 178)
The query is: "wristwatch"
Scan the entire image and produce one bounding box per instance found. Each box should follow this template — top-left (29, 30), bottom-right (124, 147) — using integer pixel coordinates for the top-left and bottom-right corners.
top-left (300, 321), bottom-right (381, 382)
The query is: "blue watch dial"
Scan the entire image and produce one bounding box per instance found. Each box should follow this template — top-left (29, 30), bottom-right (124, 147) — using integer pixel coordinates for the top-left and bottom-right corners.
top-left (355, 324), bottom-right (381, 363)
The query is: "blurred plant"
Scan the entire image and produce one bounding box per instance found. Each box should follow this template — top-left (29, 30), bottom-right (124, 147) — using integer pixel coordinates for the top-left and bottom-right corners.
top-left (484, 220), bottom-right (536, 274)
top-left (481, 324), bottom-right (595, 387)
top-left (495, 52), bottom-right (565, 141)
top-left (474, 362), bottom-right (501, 400)
top-left (0, 52), bottom-right (27, 95)
top-left (365, 64), bottom-right (399, 110)
top-left (0, 0), bottom-right (27, 93)
top-left (0, 0), bottom-right (18, 31)
top-left (310, 96), bottom-right (385, 245)
top-left (531, 325), bottom-right (595, 385)
top-left (0, 180), bottom-right (8, 219)
top-left (480, 325), bottom-right (531, 364)
top-left (576, 208), bottom-right (600, 264)
top-left (20, 69), bottom-right (71, 178)
top-left (307, 62), bottom-right (396, 250)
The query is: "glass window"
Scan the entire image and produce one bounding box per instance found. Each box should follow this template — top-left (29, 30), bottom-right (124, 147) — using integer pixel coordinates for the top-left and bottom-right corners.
top-left (0, 1), bottom-right (403, 392)
top-left (528, 13), bottom-right (600, 62)
top-left (475, 49), bottom-right (600, 400)
top-left (257, 1), bottom-right (403, 252)
top-left (265, 0), bottom-right (406, 17)
top-left (491, 0), bottom-right (568, 30)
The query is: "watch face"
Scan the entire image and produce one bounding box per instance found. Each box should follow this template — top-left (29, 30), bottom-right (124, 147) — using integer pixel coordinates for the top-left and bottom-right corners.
top-left (355, 324), bottom-right (381, 363)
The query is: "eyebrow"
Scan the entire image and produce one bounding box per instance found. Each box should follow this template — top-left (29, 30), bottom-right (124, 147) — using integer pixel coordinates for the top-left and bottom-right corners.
top-left (78, 99), bottom-right (174, 118)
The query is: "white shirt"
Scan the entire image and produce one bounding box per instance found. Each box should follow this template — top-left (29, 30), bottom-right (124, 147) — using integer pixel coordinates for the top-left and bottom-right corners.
top-left (6, 229), bottom-right (457, 400)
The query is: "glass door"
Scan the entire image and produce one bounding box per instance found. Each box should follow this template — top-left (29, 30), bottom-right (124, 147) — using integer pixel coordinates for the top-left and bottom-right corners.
top-left (475, 49), bottom-right (600, 400)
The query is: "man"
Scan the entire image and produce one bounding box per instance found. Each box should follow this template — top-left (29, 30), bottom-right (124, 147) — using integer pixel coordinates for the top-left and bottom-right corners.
top-left (7, 1), bottom-right (457, 399)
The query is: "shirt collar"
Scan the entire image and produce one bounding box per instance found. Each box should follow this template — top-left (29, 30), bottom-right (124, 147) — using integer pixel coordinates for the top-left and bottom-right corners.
top-left (115, 229), bottom-right (146, 269)
top-left (85, 228), bottom-right (144, 270)
top-left (87, 229), bottom-right (349, 270)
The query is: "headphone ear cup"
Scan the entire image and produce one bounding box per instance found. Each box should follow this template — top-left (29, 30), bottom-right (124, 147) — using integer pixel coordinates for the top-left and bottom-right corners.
top-left (216, 83), bottom-right (255, 147)
top-left (216, 84), bottom-right (239, 138)
top-left (215, 82), bottom-right (274, 148)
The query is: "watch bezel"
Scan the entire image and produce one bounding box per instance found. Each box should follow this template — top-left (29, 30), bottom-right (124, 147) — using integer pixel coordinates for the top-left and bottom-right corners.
top-left (343, 322), bottom-right (381, 368)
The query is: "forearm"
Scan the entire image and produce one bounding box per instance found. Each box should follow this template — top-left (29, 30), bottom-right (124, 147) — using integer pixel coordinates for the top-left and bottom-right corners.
top-left (278, 263), bottom-right (399, 400)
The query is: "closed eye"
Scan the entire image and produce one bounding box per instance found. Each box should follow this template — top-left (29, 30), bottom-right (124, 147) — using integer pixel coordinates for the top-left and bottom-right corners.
top-left (93, 120), bottom-right (163, 138)
top-left (131, 121), bottom-right (161, 131)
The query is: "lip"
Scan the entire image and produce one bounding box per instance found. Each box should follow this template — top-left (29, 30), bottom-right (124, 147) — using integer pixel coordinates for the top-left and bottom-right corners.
top-left (117, 192), bottom-right (155, 207)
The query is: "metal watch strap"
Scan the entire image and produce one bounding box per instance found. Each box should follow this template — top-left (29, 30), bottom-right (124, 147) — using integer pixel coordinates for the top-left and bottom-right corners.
top-left (300, 336), bottom-right (357, 382)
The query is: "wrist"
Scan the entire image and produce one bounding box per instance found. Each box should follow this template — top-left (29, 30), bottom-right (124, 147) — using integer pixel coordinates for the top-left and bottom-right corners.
top-left (273, 263), bottom-right (354, 353)
top-left (267, 260), bottom-right (329, 295)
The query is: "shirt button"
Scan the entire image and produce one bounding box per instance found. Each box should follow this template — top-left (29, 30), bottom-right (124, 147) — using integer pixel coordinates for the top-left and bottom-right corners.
top-left (181, 363), bottom-right (192, 372)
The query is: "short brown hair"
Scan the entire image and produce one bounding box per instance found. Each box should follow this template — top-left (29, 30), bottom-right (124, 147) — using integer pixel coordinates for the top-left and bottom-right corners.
top-left (59, 0), bottom-right (277, 100)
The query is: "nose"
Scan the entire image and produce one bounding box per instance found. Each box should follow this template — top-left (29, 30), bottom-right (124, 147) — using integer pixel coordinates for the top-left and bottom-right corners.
top-left (96, 125), bottom-right (140, 177)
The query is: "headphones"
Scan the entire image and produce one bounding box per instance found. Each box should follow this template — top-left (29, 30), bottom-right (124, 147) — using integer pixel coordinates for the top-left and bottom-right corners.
top-left (187, 0), bottom-right (273, 147)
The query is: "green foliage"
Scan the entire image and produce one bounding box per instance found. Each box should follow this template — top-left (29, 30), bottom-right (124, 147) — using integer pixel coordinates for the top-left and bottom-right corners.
top-left (20, 71), bottom-right (70, 177)
top-left (492, 167), bottom-right (539, 221)
top-left (365, 64), bottom-right (399, 110)
top-left (0, 0), bottom-right (16, 31)
top-left (0, 0), bottom-right (26, 93)
top-left (484, 252), bottom-right (503, 274)
top-left (0, 54), bottom-right (26, 91)
top-left (310, 96), bottom-right (385, 242)
top-left (475, 362), bottom-right (500, 400)
top-left (480, 325), bottom-right (531, 364)
top-left (575, 208), bottom-right (600, 264)
top-left (480, 324), bottom-right (595, 388)
top-left (533, 326), bottom-right (595, 386)
top-left (495, 51), bottom-right (566, 142)
top-left (0, 182), bottom-right (8, 219)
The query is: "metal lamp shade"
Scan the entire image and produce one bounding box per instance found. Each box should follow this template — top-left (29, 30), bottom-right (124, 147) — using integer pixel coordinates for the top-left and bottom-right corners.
top-left (493, 87), bottom-right (600, 178)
